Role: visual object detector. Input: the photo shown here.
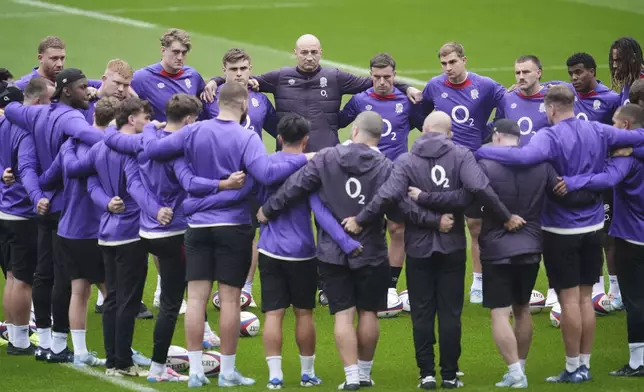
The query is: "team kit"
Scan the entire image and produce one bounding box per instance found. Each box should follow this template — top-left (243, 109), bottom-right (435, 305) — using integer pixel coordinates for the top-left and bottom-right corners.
top-left (0, 29), bottom-right (644, 390)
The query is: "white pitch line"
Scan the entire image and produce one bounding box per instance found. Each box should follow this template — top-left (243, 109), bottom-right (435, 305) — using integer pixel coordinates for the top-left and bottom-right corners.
top-left (0, 3), bottom-right (311, 19)
top-left (102, 3), bottom-right (312, 14)
top-left (13, 0), bottom-right (156, 28)
top-left (62, 363), bottom-right (160, 392)
top-left (401, 64), bottom-right (610, 75)
top-left (11, 0), bottom-right (428, 86)
top-left (0, 10), bottom-right (65, 18)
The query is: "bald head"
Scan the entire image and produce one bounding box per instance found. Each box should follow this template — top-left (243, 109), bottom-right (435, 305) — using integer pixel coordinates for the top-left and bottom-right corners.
top-left (423, 111), bottom-right (452, 136)
top-left (352, 111), bottom-right (383, 145)
top-left (296, 34), bottom-right (320, 48)
top-left (295, 34), bottom-right (322, 72)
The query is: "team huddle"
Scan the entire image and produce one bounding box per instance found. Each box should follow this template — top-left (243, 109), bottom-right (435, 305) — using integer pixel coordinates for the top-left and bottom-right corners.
top-left (1, 29), bottom-right (644, 390)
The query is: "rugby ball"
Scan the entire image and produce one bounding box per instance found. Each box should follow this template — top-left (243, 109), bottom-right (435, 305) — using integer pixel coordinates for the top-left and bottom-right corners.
top-left (202, 351), bottom-right (221, 377)
top-left (377, 291), bottom-right (403, 318)
top-left (240, 311), bottom-right (260, 337)
top-left (550, 303), bottom-right (561, 328)
top-left (592, 293), bottom-right (611, 315)
top-left (240, 290), bottom-right (252, 310)
top-left (529, 290), bottom-right (546, 314)
top-left (212, 290), bottom-right (252, 310)
top-left (166, 345), bottom-right (190, 373)
top-left (399, 290), bottom-right (411, 312)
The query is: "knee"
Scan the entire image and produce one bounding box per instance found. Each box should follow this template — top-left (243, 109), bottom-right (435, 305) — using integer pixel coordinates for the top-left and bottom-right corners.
top-left (467, 219), bottom-right (481, 238)
top-left (293, 308), bottom-right (313, 319)
top-left (266, 309), bottom-right (286, 320)
top-left (387, 222), bottom-right (405, 239)
top-left (71, 281), bottom-right (91, 297)
top-left (334, 307), bottom-right (356, 325)
top-left (12, 278), bottom-right (32, 290)
top-left (491, 306), bottom-right (512, 320)
top-left (510, 305), bottom-right (530, 320)
top-left (187, 281), bottom-right (214, 304)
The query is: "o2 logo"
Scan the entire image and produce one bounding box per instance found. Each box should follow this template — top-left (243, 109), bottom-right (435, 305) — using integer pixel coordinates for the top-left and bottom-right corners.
top-left (517, 116), bottom-right (536, 136)
top-left (242, 115), bottom-right (255, 132)
top-left (451, 105), bottom-right (475, 127)
top-left (381, 118), bottom-right (396, 140)
top-left (431, 165), bottom-right (450, 188)
top-left (345, 177), bottom-right (365, 204)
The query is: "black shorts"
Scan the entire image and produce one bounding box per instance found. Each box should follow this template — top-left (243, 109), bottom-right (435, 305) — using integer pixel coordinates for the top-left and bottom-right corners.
top-left (482, 259), bottom-right (540, 309)
top-left (318, 261), bottom-right (389, 315)
top-left (258, 253), bottom-right (318, 312)
top-left (542, 230), bottom-right (603, 291)
top-left (57, 236), bottom-right (104, 283)
top-left (602, 190), bottom-right (613, 234)
top-left (385, 209), bottom-right (404, 225)
top-left (3, 219), bottom-right (38, 284)
top-left (184, 225), bottom-right (254, 288)
top-left (0, 221), bottom-right (10, 278)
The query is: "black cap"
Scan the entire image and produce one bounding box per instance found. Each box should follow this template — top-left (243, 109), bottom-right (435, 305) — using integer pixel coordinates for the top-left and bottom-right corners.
top-left (52, 68), bottom-right (86, 99)
top-left (492, 119), bottom-right (521, 137)
top-left (0, 81), bottom-right (24, 108)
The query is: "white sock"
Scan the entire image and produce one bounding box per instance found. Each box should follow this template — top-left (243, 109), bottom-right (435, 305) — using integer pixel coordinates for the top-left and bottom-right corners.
top-left (580, 354), bottom-right (591, 369)
top-left (565, 356), bottom-right (579, 373)
top-left (629, 343), bottom-right (644, 369)
top-left (6, 323), bottom-right (14, 344)
top-left (358, 360), bottom-right (373, 381)
top-left (155, 275), bottom-right (161, 298)
top-left (188, 351), bottom-right (204, 376)
top-left (14, 325), bottom-right (30, 349)
top-left (344, 364), bottom-right (359, 385)
top-left (508, 362), bottom-right (524, 379)
top-left (609, 275), bottom-right (621, 296)
top-left (96, 290), bottom-right (104, 306)
top-left (519, 359), bottom-right (526, 373)
top-left (300, 354), bottom-right (315, 376)
top-left (203, 321), bottom-right (213, 336)
top-left (71, 330), bottom-right (88, 357)
top-left (150, 361), bottom-right (166, 377)
top-left (266, 356), bottom-right (283, 380)
top-left (592, 276), bottom-right (605, 294)
top-left (37, 328), bottom-right (52, 349)
top-left (243, 280), bottom-right (252, 293)
top-left (52, 332), bottom-right (67, 354)
top-left (220, 354), bottom-right (236, 378)
top-left (471, 273), bottom-right (483, 291)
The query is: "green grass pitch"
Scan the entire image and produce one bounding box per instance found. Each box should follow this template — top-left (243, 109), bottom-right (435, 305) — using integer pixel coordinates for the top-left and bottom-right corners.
top-left (0, 0), bottom-right (643, 390)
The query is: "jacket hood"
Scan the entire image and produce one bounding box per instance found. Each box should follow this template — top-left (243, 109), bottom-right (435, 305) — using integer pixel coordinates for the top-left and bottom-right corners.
top-left (335, 141), bottom-right (384, 175)
top-left (411, 132), bottom-right (455, 159)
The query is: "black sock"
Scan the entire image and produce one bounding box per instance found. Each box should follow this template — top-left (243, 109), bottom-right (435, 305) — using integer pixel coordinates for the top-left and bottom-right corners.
top-left (390, 267), bottom-right (403, 289)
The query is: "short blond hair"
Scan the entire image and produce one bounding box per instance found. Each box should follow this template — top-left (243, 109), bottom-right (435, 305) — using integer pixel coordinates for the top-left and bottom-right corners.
top-left (438, 42), bottom-right (465, 59)
top-left (160, 28), bottom-right (191, 51)
top-left (544, 85), bottom-right (575, 109)
top-left (38, 36), bottom-right (65, 54)
top-left (105, 59), bottom-right (133, 79)
top-left (94, 96), bottom-right (121, 127)
top-left (218, 82), bottom-right (248, 107)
